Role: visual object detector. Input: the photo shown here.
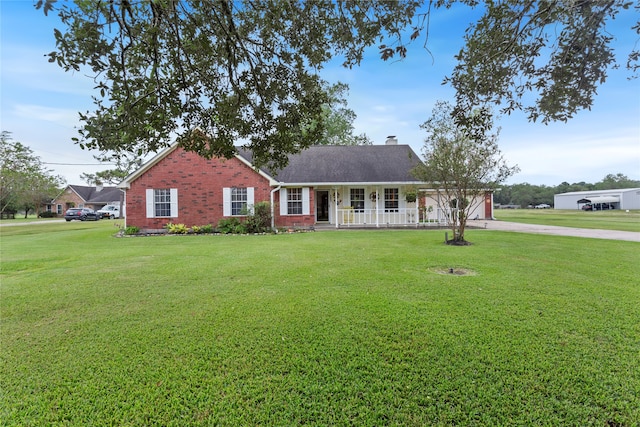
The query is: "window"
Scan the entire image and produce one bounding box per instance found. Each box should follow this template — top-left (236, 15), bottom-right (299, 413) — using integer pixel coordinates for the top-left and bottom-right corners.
top-left (231, 187), bottom-right (248, 216)
top-left (279, 188), bottom-right (310, 216)
top-left (146, 188), bottom-right (178, 218)
top-left (223, 187), bottom-right (254, 216)
top-left (287, 188), bottom-right (303, 215)
top-left (384, 188), bottom-right (398, 212)
top-left (57, 204), bottom-right (63, 214)
top-left (154, 189), bottom-right (172, 217)
top-left (350, 188), bottom-right (365, 212)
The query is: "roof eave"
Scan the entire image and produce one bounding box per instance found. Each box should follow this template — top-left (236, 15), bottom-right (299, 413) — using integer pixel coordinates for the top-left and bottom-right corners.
top-left (233, 155), bottom-right (278, 185)
top-left (118, 143), bottom-right (181, 189)
top-left (118, 142), bottom-right (280, 189)
top-left (276, 181), bottom-right (428, 187)
top-left (67, 185), bottom-right (88, 202)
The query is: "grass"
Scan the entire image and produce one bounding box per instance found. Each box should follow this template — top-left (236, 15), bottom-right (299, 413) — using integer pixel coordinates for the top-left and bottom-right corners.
top-left (0, 215), bottom-right (59, 223)
top-left (494, 208), bottom-right (640, 232)
top-left (1, 221), bottom-right (639, 425)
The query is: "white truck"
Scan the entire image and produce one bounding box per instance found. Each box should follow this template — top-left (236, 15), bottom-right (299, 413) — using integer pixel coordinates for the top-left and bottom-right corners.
top-left (97, 204), bottom-right (123, 219)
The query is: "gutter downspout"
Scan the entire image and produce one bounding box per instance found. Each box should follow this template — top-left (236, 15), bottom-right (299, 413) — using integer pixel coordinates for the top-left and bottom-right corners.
top-left (271, 185), bottom-right (281, 231)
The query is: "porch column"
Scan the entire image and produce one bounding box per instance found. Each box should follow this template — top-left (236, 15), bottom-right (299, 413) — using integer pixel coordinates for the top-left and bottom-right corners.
top-left (334, 188), bottom-right (339, 229)
top-left (375, 189), bottom-right (379, 228)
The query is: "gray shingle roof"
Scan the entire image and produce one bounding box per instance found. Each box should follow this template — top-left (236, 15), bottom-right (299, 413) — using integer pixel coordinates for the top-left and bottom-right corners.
top-left (238, 145), bottom-right (424, 184)
top-left (68, 185), bottom-right (123, 203)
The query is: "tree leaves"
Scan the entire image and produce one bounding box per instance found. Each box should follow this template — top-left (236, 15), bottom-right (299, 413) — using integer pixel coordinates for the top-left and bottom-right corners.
top-left (36, 0), bottom-right (420, 169)
top-left (447, 0), bottom-right (634, 124)
top-left (413, 101), bottom-right (519, 242)
top-left (35, 0), bottom-right (638, 166)
top-left (0, 131), bottom-right (65, 214)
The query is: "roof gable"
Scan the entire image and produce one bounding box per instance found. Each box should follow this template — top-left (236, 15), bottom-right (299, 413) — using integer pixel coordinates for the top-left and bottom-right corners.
top-left (68, 185), bottom-right (93, 202)
top-left (65, 185), bottom-right (122, 203)
top-left (119, 143), bottom-right (275, 188)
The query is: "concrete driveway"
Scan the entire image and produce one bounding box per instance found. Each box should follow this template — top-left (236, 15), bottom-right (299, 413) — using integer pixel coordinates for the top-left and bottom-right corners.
top-left (476, 220), bottom-right (640, 242)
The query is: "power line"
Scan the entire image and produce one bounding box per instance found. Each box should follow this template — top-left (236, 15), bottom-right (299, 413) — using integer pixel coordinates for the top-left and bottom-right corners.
top-left (43, 162), bottom-right (116, 166)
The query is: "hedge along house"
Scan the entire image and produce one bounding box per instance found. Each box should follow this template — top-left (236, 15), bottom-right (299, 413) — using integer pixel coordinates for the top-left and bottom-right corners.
top-left (118, 139), bottom-right (494, 232)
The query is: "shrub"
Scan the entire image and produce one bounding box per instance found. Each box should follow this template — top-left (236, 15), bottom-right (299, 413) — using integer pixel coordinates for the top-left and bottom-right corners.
top-left (38, 211), bottom-right (57, 218)
top-left (166, 223), bottom-right (189, 234)
top-left (244, 202), bottom-right (272, 233)
top-left (200, 224), bottom-right (215, 234)
top-left (190, 224), bottom-right (215, 234)
top-left (217, 217), bottom-right (242, 234)
top-left (124, 226), bottom-right (139, 235)
top-left (218, 204), bottom-right (271, 235)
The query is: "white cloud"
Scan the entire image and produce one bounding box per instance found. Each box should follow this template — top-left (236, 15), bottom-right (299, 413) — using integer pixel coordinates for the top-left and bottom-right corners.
top-left (13, 104), bottom-right (80, 126)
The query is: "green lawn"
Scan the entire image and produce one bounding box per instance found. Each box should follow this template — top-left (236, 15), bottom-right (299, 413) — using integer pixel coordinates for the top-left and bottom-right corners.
top-left (1, 221), bottom-right (639, 425)
top-left (494, 208), bottom-right (640, 232)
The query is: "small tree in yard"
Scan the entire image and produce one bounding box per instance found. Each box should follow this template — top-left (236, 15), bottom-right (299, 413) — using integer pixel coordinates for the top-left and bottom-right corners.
top-left (413, 101), bottom-right (519, 244)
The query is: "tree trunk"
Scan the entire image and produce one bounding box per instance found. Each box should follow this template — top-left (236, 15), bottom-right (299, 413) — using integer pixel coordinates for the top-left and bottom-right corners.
top-left (457, 211), bottom-right (466, 241)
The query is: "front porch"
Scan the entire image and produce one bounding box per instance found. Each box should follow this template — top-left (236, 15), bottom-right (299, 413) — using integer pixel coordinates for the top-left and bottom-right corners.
top-left (333, 207), bottom-right (448, 228)
top-left (311, 186), bottom-right (453, 229)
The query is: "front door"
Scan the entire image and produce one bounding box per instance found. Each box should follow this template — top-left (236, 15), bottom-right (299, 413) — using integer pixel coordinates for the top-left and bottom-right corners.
top-left (484, 192), bottom-right (492, 219)
top-left (317, 190), bottom-right (329, 222)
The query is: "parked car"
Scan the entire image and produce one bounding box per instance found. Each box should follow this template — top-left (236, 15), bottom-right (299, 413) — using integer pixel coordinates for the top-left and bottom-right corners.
top-left (64, 208), bottom-right (100, 221)
top-left (97, 204), bottom-right (121, 219)
top-left (534, 203), bottom-right (551, 209)
top-left (582, 203), bottom-right (612, 211)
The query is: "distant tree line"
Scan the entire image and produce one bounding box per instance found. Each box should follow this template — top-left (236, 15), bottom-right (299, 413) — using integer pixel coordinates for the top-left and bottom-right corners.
top-left (0, 131), bottom-right (65, 217)
top-left (494, 174), bottom-right (640, 207)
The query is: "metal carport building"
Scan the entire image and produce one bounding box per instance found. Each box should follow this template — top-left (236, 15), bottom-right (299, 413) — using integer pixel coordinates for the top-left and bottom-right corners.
top-left (553, 188), bottom-right (640, 210)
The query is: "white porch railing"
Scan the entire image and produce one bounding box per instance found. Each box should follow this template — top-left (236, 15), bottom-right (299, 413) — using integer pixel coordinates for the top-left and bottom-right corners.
top-left (336, 208), bottom-right (447, 227)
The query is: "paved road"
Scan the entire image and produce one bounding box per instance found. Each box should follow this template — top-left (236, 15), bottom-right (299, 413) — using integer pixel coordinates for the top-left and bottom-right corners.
top-left (475, 220), bottom-right (640, 242)
top-left (0, 219), bottom-right (65, 227)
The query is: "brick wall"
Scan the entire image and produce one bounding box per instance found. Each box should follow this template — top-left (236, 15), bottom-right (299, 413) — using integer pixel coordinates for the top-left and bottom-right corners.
top-left (273, 190), bottom-right (316, 228)
top-left (125, 148), bottom-right (274, 230)
top-left (52, 188), bottom-right (85, 212)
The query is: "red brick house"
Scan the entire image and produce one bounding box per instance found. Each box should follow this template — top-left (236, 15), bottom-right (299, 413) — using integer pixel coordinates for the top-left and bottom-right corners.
top-left (118, 141), bottom-right (494, 231)
top-left (47, 185), bottom-right (123, 216)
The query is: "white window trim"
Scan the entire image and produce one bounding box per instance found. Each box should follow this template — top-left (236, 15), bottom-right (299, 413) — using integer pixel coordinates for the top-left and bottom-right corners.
top-left (146, 188), bottom-right (178, 218)
top-left (280, 187), bottom-right (310, 215)
top-left (223, 187), bottom-right (254, 216)
top-left (302, 187), bottom-right (310, 215)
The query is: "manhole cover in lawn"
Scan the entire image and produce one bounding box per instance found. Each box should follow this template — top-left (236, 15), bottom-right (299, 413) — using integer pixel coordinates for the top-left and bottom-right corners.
top-left (431, 267), bottom-right (477, 276)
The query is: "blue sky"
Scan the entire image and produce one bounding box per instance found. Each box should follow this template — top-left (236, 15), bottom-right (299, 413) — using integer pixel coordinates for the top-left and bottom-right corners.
top-left (1, 1), bottom-right (638, 186)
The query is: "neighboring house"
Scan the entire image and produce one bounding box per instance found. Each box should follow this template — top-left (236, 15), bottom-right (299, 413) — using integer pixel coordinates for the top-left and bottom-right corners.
top-left (118, 140), bottom-right (494, 231)
top-left (554, 188), bottom-right (640, 210)
top-left (47, 185), bottom-right (124, 216)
